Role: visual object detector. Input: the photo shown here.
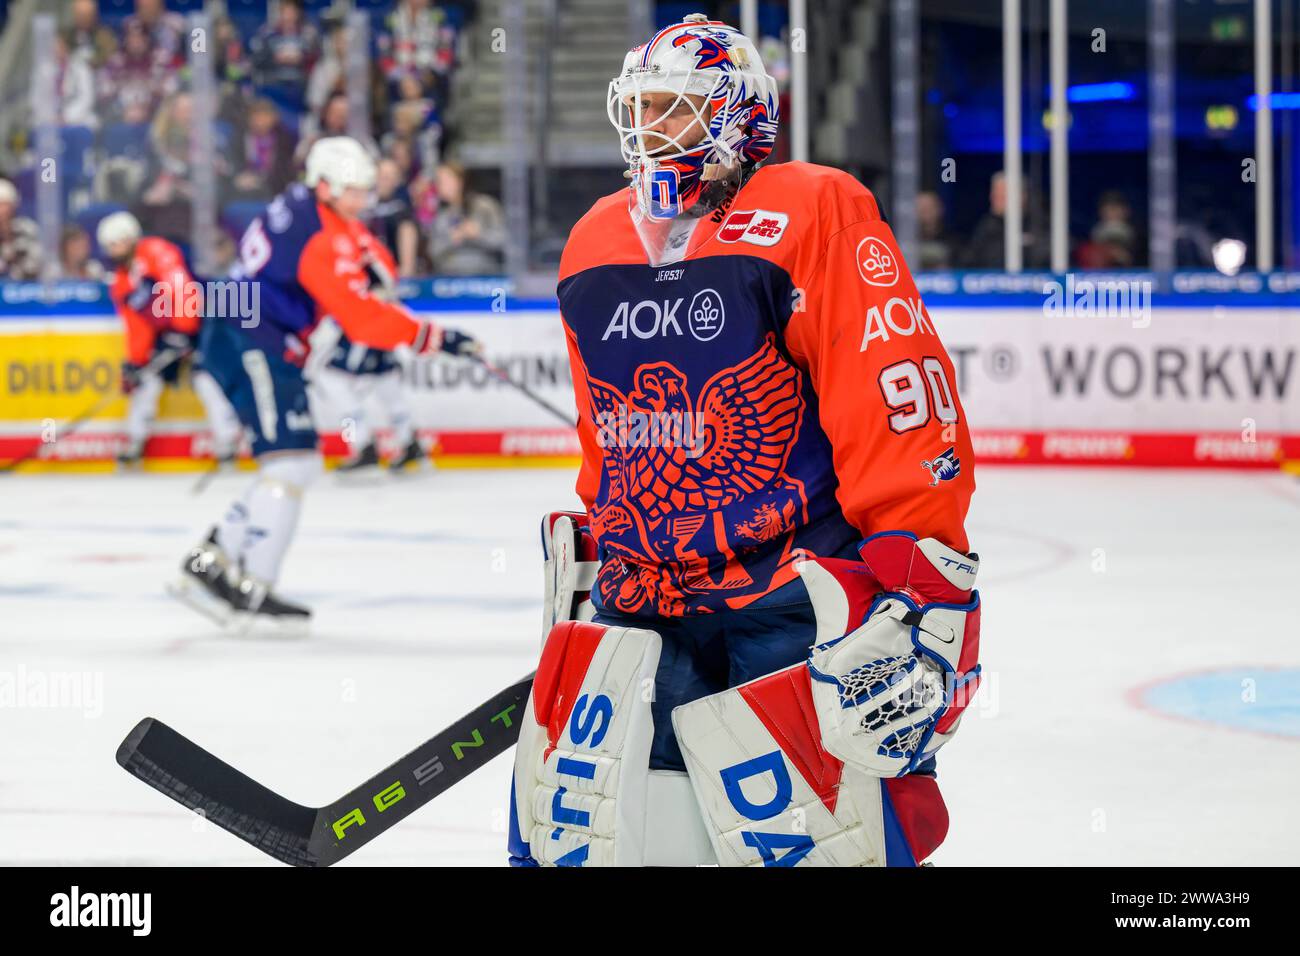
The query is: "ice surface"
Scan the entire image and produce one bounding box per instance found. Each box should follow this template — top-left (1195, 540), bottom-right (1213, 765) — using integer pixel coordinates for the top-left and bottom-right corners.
top-left (1, 465), bottom-right (1297, 865)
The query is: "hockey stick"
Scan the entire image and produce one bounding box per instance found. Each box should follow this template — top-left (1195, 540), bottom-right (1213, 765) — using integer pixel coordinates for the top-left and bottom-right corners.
top-left (190, 461), bottom-right (223, 496)
top-left (0, 347), bottom-right (187, 473)
top-left (470, 354), bottom-right (577, 428)
top-left (115, 672), bottom-right (535, 867)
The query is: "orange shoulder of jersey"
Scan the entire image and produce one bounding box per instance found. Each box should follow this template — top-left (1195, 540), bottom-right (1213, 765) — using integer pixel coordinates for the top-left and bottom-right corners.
top-left (700, 162), bottom-right (883, 277)
top-left (296, 203), bottom-right (422, 351)
top-left (134, 237), bottom-right (189, 277)
top-left (558, 191), bottom-right (645, 281)
top-left (776, 177), bottom-right (973, 552)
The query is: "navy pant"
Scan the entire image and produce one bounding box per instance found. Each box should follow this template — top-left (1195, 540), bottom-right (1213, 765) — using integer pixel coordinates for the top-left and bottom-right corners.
top-left (591, 544), bottom-right (937, 779)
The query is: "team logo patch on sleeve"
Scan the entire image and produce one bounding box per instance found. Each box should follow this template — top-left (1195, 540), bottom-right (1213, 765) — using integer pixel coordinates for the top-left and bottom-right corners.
top-left (718, 210), bottom-right (789, 246)
top-left (921, 447), bottom-right (961, 486)
top-left (856, 236), bottom-right (899, 286)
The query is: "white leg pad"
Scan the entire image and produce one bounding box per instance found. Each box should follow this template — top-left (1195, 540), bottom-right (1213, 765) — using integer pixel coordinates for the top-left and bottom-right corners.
top-left (510, 620), bottom-right (715, 867)
top-left (673, 663), bottom-right (948, 866)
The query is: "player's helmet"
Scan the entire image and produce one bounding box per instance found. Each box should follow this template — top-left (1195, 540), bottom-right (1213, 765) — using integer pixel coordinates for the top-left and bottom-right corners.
top-left (96, 211), bottom-right (142, 253)
top-left (304, 136), bottom-right (377, 198)
top-left (608, 14), bottom-right (779, 221)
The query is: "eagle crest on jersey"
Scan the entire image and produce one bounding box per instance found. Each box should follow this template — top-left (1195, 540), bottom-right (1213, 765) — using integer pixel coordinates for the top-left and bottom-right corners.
top-left (581, 334), bottom-right (808, 617)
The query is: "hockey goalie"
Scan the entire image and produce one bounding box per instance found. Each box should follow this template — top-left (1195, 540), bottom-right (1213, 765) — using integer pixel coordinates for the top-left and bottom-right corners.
top-left (509, 14), bottom-right (982, 867)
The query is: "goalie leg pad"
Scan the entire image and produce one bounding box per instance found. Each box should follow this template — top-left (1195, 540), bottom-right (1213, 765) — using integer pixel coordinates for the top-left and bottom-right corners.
top-left (672, 662), bottom-right (949, 866)
top-left (509, 619), bottom-right (715, 866)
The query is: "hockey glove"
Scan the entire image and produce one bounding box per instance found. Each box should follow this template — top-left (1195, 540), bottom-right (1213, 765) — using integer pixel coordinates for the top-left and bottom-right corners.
top-left (120, 361), bottom-right (142, 395)
top-left (801, 532), bottom-right (981, 777)
top-left (414, 323), bottom-right (483, 358)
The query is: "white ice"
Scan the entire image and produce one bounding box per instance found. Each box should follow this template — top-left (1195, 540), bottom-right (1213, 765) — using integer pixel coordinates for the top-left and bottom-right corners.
top-left (1, 465), bottom-right (1297, 865)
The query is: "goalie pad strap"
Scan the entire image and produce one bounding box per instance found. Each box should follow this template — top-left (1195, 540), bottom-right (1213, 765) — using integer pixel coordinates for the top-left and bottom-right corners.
top-left (541, 512), bottom-right (599, 639)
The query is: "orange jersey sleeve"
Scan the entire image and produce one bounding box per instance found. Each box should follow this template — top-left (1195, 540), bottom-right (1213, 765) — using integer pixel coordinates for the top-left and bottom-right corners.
top-left (135, 237), bottom-right (200, 334)
top-left (784, 198), bottom-right (975, 553)
top-left (296, 229), bottom-right (423, 351)
top-left (109, 266), bottom-right (157, 366)
top-left (561, 316), bottom-right (603, 512)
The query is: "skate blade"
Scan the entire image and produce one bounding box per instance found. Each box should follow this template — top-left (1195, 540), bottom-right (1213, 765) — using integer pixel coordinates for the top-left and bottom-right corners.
top-left (388, 462), bottom-right (426, 477)
top-left (225, 609), bottom-right (312, 639)
top-left (165, 577), bottom-right (233, 626)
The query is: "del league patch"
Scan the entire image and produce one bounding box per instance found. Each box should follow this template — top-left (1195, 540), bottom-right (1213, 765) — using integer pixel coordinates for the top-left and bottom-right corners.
top-left (718, 209), bottom-right (789, 246)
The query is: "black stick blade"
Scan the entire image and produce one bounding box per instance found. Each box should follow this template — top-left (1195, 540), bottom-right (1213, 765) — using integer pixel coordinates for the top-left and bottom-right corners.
top-left (116, 718), bottom-right (321, 867)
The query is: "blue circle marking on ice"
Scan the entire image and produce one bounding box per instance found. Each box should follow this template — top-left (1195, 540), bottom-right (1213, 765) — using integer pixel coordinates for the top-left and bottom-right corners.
top-left (1138, 668), bottom-right (1300, 739)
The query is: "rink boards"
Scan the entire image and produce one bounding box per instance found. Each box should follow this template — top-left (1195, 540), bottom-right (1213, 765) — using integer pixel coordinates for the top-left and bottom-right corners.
top-left (1, 300), bottom-right (1298, 470)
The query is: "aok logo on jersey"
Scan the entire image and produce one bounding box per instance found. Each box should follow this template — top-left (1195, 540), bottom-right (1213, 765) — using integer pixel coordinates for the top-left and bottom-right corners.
top-left (718, 209), bottom-right (789, 246)
top-left (856, 236), bottom-right (899, 286)
top-left (602, 289), bottom-right (726, 342)
top-left (860, 295), bottom-right (936, 351)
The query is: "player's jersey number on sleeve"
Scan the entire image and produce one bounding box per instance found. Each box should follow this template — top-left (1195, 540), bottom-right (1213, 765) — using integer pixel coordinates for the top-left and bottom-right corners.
top-left (238, 220), bottom-right (273, 278)
top-left (878, 357), bottom-right (958, 434)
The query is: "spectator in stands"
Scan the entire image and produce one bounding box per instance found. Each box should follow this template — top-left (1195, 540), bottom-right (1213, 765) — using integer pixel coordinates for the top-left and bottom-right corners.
top-left (66, 0), bottom-right (117, 69)
top-left (56, 33), bottom-right (99, 130)
top-left (0, 179), bottom-right (41, 281)
top-left (228, 98), bottom-right (297, 203)
top-left (1077, 190), bottom-right (1138, 269)
top-left (378, 0), bottom-right (456, 100)
top-left (388, 73), bottom-right (442, 173)
top-left (387, 137), bottom-right (438, 248)
top-left (59, 224), bottom-right (104, 280)
top-left (306, 17), bottom-right (349, 118)
top-left (958, 171), bottom-right (1049, 269)
top-left (141, 92), bottom-right (227, 241)
top-left (916, 190), bottom-right (953, 271)
top-left (98, 19), bottom-right (177, 125)
top-left (371, 157), bottom-right (420, 277)
top-left (306, 18), bottom-right (391, 149)
top-left (122, 0), bottom-right (186, 69)
top-left (213, 15), bottom-right (251, 84)
top-left (250, 0), bottom-right (320, 115)
top-left (296, 91), bottom-right (378, 166)
top-left (428, 162), bottom-right (506, 275)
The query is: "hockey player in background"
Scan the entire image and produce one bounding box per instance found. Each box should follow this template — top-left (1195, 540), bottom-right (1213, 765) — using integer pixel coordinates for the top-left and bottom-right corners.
top-left (312, 323), bottom-right (425, 473)
top-left (509, 15), bottom-right (981, 866)
top-left (97, 212), bottom-right (241, 467)
top-left (171, 137), bottom-right (480, 626)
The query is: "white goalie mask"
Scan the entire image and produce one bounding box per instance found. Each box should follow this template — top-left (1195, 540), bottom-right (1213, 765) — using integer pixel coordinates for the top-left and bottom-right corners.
top-left (608, 13), bottom-right (779, 261)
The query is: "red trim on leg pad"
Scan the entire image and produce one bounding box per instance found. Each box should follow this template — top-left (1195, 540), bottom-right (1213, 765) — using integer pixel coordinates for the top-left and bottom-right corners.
top-left (533, 621), bottom-right (610, 752)
top-left (883, 775), bottom-right (949, 863)
top-left (738, 666), bottom-right (845, 815)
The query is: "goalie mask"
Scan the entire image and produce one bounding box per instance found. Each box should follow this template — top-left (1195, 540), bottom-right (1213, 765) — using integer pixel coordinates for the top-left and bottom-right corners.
top-left (608, 14), bottom-right (779, 262)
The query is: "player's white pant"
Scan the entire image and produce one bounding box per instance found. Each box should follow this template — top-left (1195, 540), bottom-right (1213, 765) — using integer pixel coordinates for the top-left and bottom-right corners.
top-left (315, 369), bottom-right (413, 451)
top-left (124, 376), bottom-right (164, 450)
top-left (191, 368), bottom-right (242, 458)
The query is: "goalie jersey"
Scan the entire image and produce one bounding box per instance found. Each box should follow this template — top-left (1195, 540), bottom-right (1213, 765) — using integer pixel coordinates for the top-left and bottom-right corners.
top-left (557, 161), bottom-right (976, 618)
